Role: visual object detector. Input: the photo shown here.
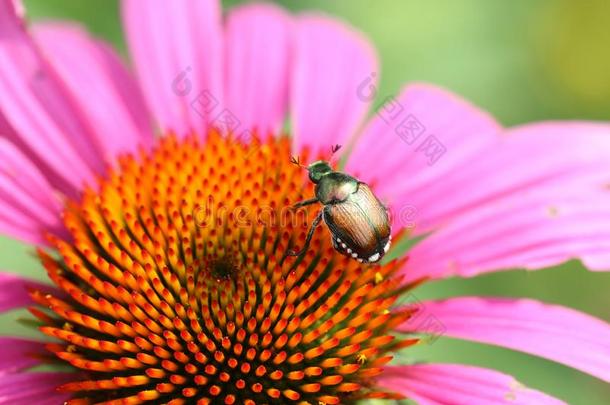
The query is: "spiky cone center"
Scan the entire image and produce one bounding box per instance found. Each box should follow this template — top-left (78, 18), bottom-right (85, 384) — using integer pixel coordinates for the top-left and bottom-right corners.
top-left (30, 132), bottom-right (414, 404)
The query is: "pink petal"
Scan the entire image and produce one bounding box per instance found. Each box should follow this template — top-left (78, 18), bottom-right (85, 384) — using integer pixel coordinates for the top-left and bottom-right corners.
top-left (0, 372), bottom-right (74, 404)
top-left (0, 272), bottom-right (53, 313)
top-left (0, 338), bottom-right (46, 375)
top-left (224, 3), bottom-right (292, 139)
top-left (32, 23), bottom-right (153, 161)
top-left (122, 0), bottom-right (223, 137)
top-left (291, 14), bottom-right (378, 156)
top-left (402, 122), bottom-right (610, 235)
top-left (0, 138), bottom-right (66, 244)
top-left (0, 0), bottom-right (105, 198)
top-left (405, 187), bottom-right (610, 280)
top-left (345, 83), bottom-right (500, 231)
top-left (399, 297), bottom-right (610, 383)
top-left (378, 364), bottom-right (566, 405)
top-left (401, 123), bottom-right (610, 280)
top-left (0, 107), bottom-right (75, 199)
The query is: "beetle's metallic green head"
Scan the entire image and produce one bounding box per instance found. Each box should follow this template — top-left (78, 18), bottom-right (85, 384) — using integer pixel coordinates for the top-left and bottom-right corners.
top-left (307, 161), bottom-right (332, 184)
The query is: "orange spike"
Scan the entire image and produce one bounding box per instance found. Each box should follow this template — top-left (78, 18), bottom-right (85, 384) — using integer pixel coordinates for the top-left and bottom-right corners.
top-left (27, 134), bottom-right (412, 403)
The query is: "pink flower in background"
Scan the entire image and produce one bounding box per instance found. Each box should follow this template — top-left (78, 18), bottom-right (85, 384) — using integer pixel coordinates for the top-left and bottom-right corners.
top-left (0, 0), bottom-right (609, 404)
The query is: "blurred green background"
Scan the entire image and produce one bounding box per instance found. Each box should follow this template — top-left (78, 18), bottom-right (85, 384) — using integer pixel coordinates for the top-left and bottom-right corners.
top-left (2, 0), bottom-right (609, 404)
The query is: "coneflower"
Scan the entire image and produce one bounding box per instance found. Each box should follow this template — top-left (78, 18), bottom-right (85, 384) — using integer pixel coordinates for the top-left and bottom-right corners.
top-left (1, 1), bottom-right (609, 404)
top-left (34, 134), bottom-right (415, 404)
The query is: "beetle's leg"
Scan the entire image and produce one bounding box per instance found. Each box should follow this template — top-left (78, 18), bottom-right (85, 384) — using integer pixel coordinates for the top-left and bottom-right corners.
top-left (287, 210), bottom-right (323, 257)
top-left (292, 197), bottom-right (318, 209)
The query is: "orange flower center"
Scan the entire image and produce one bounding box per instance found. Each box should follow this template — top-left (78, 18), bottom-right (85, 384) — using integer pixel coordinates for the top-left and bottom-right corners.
top-left (30, 133), bottom-right (414, 404)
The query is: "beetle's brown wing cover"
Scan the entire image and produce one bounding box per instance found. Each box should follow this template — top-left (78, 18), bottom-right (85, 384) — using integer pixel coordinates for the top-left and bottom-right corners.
top-left (323, 183), bottom-right (390, 261)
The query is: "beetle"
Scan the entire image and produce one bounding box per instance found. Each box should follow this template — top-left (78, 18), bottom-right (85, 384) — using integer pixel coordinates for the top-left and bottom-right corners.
top-left (288, 146), bottom-right (391, 263)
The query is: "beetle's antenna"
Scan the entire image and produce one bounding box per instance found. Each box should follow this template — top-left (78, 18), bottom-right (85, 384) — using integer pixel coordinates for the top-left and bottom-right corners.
top-left (290, 155), bottom-right (307, 169)
top-left (330, 144), bottom-right (342, 165)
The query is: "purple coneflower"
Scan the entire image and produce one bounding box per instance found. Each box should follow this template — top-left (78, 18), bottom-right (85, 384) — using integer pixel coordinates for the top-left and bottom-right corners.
top-left (0, 0), bottom-right (609, 404)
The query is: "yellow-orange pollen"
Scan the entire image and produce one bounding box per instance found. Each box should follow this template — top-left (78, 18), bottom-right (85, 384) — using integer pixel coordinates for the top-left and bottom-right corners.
top-left (30, 133), bottom-right (415, 404)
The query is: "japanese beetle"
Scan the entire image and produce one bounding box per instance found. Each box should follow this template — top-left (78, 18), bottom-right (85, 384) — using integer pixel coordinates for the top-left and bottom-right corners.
top-left (288, 146), bottom-right (391, 263)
